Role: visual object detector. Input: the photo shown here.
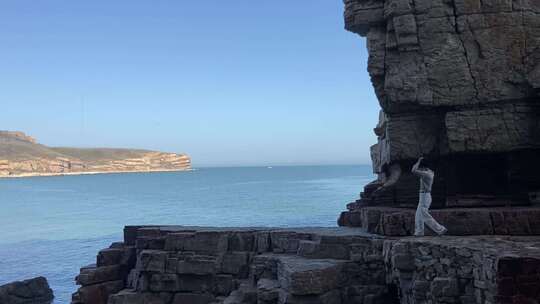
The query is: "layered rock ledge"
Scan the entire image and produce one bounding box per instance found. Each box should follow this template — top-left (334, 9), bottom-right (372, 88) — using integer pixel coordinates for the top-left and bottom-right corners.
top-left (0, 131), bottom-right (191, 177)
top-left (339, 206), bottom-right (540, 236)
top-left (72, 226), bottom-right (540, 304)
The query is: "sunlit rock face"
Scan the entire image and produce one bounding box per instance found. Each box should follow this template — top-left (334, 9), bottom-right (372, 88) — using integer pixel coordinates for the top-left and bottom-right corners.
top-left (343, 0), bottom-right (540, 210)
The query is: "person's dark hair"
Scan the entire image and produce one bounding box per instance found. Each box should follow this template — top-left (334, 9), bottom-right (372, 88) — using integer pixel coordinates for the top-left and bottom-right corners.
top-left (420, 158), bottom-right (433, 169)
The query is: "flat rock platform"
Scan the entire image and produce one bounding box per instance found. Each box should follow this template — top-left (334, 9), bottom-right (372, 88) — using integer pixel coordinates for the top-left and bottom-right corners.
top-left (72, 225), bottom-right (540, 304)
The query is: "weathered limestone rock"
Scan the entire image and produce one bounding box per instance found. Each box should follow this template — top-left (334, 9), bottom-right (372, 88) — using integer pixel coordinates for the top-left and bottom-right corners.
top-left (177, 255), bottom-right (219, 275)
top-left (0, 277), bottom-right (54, 304)
top-left (71, 226), bottom-right (540, 304)
top-left (340, 0), bottom-right (540, 212)
top-left (72, 242), bottom-right (136, 304)
top-left (347, 0), bottom-right (540, 110)
top-left (445, 104), bottom-right (540, 153)
top-left (339, 206), bottom-right (540, 236)
top-left (256, 279), bottom-right (280, 304)
top-left (276, 256), bottom-right (343, 296)
top-left (384, 236), bottom-right (540, 304)
top-left (108, 290), bottom-right (172, 304)
top-left (76, 265), bottom-right (126, 286)
top-left (77, 280), bottom-right (124, 304)
top-left (72, 227), bottom-right (391, 304)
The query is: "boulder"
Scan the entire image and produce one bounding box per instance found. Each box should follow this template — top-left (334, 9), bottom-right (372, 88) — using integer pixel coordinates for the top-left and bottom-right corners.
top-left (0, 277), bottom-right (53, 304)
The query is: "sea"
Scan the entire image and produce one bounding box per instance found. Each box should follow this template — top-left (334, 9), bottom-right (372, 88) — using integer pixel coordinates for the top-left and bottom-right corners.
top-left (0, 165), bottom-right (373, 303)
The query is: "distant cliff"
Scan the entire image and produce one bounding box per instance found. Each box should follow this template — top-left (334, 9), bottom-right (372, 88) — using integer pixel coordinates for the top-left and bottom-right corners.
top-left (0, 131), bottom-right (191, 177)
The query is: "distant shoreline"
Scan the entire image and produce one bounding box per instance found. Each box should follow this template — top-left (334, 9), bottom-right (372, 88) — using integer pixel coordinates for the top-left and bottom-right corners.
top-left (0, 168), bottom-right (193, 179)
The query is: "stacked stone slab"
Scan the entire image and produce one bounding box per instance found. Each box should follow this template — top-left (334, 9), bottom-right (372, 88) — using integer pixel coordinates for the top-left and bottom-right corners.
top-left (384, 236), bottom-right (540, 303)
top-left (341, 0), bottom-right (540, 211)
top-left (339, 206), bottom-right (540, 236)
top-left (72, 242), bottom-right (136, 304)
top-left (72, 226), bottom-right (540, 304)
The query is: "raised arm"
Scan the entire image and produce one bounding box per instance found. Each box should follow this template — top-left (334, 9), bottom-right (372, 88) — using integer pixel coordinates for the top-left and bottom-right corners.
top-left (411, 157), bottom-right (430, 178)
top-left (411, 157), bottom-right (423, 174)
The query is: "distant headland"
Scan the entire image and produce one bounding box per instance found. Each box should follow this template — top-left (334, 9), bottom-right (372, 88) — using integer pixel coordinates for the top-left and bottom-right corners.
top-left (0, 131), bottom-right (191, 178)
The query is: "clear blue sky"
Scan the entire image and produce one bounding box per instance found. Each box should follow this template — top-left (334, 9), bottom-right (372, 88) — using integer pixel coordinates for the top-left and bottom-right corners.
top-left (0, 1), bottom-right (379, 167)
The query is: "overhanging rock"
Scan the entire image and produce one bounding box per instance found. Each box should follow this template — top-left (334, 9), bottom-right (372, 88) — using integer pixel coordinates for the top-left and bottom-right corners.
top-left (341, 0), bottom-right (540, 209)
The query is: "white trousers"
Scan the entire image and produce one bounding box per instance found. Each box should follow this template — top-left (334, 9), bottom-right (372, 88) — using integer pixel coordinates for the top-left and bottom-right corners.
top-left (415, 193), bottom-right (446, 236)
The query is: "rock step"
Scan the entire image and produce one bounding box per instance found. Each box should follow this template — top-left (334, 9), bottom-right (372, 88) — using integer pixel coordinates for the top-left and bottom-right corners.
top-left (74, 226), bottom-right (540, 304)
top-left (256, 279), bottom-right (280, 304)
top-left (222, 281), bottom-right (257, 304)
top-left (339, 206), bottom-right (540, 236)
top-left (273, 255), bottom-right (345, 297)
top-left (296, 232), bottom-right (384, 260)
top-left (234, 253), bottom-right (348, 304)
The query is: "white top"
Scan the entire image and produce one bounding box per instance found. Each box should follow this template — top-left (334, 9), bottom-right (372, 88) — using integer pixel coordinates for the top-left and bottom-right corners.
top-left (412, 160), bottom-right (434, 193)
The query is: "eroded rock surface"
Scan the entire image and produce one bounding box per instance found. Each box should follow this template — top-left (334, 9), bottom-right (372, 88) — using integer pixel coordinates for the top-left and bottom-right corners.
top-left (339, 206), bottom-right (540, 236)
top-left (346, 0), bottom-right (540, 110)
top-left (0, 277), bottom-right (54, 304)
top-left (341, 0), bottom-right (540, 210)
top-left (72, 226), bottom-right (540, 304)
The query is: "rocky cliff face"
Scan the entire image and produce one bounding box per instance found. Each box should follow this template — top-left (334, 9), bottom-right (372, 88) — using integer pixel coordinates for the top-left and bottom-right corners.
top-left (0, 131), bottom-right (37, 144)
top-left (342, 0), bottom-right (540, 209)
top-left (3, 152), bottom-right (191, 176)
top-left (0, 131), bottom-right (191, 177)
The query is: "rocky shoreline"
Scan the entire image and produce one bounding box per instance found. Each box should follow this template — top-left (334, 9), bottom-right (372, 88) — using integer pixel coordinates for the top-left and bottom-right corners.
top-left (0, 168), bottom-right (193, 179)
top-left (2, 0), bottom-right (539, 303)
top-left (69, 225), bottom-right (540, 304)
top-left (0, 131), bottom-right (192, 177)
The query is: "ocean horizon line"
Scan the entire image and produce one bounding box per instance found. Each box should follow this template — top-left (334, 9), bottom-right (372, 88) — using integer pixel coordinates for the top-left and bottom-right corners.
top-left (193, 163), bottom-right (372, 169)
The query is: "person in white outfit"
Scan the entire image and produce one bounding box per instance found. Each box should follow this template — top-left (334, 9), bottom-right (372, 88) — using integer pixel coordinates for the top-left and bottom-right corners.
top-left (412, 156), bottom-right (448, 236)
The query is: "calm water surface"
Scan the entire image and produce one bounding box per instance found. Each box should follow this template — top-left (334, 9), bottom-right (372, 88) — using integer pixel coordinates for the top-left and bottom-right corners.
top-left (0, 165), bottom-right (372, 303)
